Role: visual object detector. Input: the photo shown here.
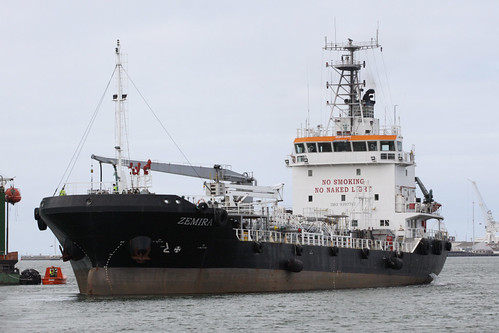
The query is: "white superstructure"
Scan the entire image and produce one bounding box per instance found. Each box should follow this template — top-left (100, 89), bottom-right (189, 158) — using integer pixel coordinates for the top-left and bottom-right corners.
top-left (286, 38), bottom-right (444, 241)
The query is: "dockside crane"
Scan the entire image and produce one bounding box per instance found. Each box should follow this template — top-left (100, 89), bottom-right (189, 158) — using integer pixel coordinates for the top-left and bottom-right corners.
top-left (470, 180), bottom-right (499, 244)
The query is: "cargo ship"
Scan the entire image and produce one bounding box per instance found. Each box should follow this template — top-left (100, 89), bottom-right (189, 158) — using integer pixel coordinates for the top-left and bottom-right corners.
top-left (35, 38), bottom-right (450, 295)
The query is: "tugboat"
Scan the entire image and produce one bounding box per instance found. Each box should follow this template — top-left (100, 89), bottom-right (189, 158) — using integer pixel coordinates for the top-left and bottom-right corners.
top-left (0, 176), bottom-right (21, 285)
top-left (34, 37), bottom-right (450, 296)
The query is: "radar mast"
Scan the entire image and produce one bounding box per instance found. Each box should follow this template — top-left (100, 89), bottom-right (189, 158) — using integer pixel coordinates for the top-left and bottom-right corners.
top-left (324, 37), bottom-right (380, 136)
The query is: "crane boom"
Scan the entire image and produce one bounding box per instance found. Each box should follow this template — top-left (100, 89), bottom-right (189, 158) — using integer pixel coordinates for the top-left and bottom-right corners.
top-left (470, 180), bottom-right (499, 243)
top-left (91, 155), bottom-right (255, 184)
top-left (415, 177), bottom-right (433, 203)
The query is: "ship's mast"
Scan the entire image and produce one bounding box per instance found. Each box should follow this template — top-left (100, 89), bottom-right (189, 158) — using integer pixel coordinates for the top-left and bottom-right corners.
top-left (324, 37), bottom-right (380, 135)
top-left (114, 40), bottom-right (126, 192)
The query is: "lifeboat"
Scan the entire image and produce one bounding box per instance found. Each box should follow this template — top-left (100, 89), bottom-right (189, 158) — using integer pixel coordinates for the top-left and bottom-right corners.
top-left (41, 266), bottom-right (67, 285)
top-left (5, 187), bottom-right (21, 204)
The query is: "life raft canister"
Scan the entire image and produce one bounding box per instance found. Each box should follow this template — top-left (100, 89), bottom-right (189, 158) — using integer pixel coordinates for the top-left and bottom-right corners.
top-left (5, 187), bottom-right (21, 204)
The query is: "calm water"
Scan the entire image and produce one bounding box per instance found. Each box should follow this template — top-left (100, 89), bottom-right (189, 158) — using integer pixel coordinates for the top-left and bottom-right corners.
top-left (0, 257), bottom-right (498, 332)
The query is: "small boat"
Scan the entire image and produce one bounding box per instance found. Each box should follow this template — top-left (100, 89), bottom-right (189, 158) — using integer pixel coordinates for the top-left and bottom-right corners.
top-left (41, 266), bottom-right (67, 285)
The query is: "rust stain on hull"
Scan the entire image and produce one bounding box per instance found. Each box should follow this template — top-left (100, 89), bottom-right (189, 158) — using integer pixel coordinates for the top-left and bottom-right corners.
top-left (81, 267), bottom-right (432, 296)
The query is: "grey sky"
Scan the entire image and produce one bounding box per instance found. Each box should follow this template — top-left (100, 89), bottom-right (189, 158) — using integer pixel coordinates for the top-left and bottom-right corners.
top-left (1, 1), bottom-right (498, 254)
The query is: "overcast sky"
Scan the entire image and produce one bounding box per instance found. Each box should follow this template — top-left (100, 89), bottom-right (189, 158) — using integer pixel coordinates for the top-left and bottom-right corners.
top-left (2, 1), bottom-right (498, 255)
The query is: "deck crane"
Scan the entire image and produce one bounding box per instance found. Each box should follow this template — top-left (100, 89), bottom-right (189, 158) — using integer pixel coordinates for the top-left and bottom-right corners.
top-left (470, 180), bottom-right (499, 244)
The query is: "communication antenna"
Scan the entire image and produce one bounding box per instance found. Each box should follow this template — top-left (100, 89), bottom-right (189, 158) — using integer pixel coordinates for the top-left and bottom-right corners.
top-left (334, 17), bottom-right (337, 45)
top-left (376, 21), bottom-right (380, 47)
top-left (394, 105), bottom-right (398, 127)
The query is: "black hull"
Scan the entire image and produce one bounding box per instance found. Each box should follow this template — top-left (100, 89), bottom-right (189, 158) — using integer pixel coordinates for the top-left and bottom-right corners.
top-left (37, 194), bottom-right (448, 295)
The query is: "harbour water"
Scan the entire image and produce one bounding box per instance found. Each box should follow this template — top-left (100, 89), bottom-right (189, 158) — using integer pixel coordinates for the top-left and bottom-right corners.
top-left (0, 257), bottom-right (497, 332)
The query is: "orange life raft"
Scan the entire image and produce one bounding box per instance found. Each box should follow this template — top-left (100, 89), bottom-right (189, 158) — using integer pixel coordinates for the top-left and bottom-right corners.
top-left (41, 266), bottom-right (67, 285)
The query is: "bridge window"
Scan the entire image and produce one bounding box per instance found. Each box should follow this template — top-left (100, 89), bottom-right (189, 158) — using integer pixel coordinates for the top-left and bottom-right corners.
top-left (397, 141), bottom-right (403, 151)
top-left (318, 142), bottom-right (332, 152)
top-left (380, 141), bottom-right (395, 151)
top-left (308, 195), bottom-right (313, 202)
top-left (352, 220), bottom-right (358, 227)
top-left (352, 141), bottom-right (367, 151)
top-left (381, 153), bottom-right (395, 160)
top-left (295, 143), bottom-right (305, 154)
top-left (307, 143), bottom-right (317, 153)
top-left (333, 141), bottom-right (352, 152)
top-left (380, 220), bottom-right (390, 227)
top-left (368, 141), bottom-right (377, 151)
top-left (308, 170), bottom-right (313, 177)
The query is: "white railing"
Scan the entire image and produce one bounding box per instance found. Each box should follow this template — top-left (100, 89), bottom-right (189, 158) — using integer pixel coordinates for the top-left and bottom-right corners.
top-left (60, 182), bottom-right (115, 195)
top-left (398, 202), bottom-right (442, 216)
top-left (405, 228), bottom-right (447, 241)
top-left (234, 228), bottom-right (413, 252)
top-left (59, 182), bottom-right (152, 196)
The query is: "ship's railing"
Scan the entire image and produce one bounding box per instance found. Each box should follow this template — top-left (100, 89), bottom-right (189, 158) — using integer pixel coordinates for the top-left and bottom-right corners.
top-left (58, 182), bottom-right (152, 195)
top-left (234, 228), bottom-right (412, 252)
top-left (59, 182), bottom-right (114, 195)
top-left (397, 202), bottom-right (442, 216)
top-left (410, 228), bottom-right (448, 241)
top-left (295, 124), bottom-right (401, 139)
